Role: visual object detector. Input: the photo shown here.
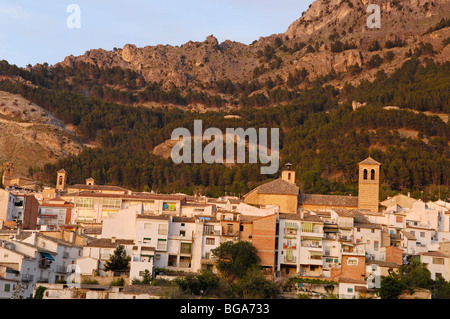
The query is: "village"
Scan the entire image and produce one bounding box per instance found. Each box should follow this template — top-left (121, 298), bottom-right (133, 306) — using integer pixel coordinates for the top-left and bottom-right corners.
top-left (0, 158), bottom-right (449, 299)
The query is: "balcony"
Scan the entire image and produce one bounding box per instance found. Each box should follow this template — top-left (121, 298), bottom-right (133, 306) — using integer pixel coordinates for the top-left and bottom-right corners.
top-left (203, 229), bottom-right (221, 236)
top-left (283, 256), bottom-right (297, 263)
top-left (56, 265), bottom-right (69, 274)
top-left (222, 228), bottom-right (239, 237)
top-left (283, 243), bottom-right (297, 250)
top-left (21, 274), bottom-right (34, 282)
top-left (39, 260), bottom-right (52, 269)
top-left (36, 277), bottom-right (50, 283)
top-left (301, 244), bottom-right (322, 249)
top-left (390, 233), bottom-right (402, 240)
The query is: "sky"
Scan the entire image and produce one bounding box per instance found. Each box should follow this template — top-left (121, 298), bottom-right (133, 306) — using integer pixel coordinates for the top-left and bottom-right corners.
top-left (0, 0), bottom-right (313, 68)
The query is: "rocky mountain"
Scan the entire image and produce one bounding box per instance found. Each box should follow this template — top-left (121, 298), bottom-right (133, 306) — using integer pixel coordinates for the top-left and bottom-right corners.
top-left (0, 91), bottom-right (85, 175)
top-left (0, 0), bottom-right (448, 191)
top-left (56, 0), bottom-right (450, 95)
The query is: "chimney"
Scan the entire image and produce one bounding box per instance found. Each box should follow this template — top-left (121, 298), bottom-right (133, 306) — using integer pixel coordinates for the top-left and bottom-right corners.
top-left (69, 231), bottom-right (75, 243)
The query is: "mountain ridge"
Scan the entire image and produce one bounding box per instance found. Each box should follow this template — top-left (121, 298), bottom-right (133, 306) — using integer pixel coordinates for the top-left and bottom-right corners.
top-left (52, 0), bottom-right (450, 97)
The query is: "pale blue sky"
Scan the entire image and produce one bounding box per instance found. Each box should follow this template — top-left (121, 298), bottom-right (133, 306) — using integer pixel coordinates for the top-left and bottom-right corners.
top-left (0, 0), bottom-right (313, 67)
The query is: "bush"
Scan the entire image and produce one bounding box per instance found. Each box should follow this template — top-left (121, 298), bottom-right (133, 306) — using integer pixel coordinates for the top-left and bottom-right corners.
top-left (82, 277), bottom-right (99, 285)
top-left (110, 277), bottom-right (125, 286)
top-left (33, 286), bottom-right (47, 299)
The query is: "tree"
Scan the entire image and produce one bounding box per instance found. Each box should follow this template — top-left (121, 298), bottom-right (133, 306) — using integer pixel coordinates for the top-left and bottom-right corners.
top-left (103, 245), bottom-right (131, 273)
top-left (211, 241), bottom-right (260, 280)
top-left (379, 276), bottom-right (405, 299)
top-left (379, 260), bottom-right (434, 298)
top-left (235, 267), bottom-right (280, 299)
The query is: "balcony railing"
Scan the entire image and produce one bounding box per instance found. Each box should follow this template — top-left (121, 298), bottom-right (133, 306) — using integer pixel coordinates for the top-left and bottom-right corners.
top-left (36, 277), bottom-right (50, 283)
top-left (390, 233), bottom-right (402, 240)
top-left (21, 274), bottom-right (34, 282)
top-left (283, 256), bottom-right (297, 263)
top-left (204, 230), bottom-right (221, 236)
top-left (56, 265), bottom-right (69, 274)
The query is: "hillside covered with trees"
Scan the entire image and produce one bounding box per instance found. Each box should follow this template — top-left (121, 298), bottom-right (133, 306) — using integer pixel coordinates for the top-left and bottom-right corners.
top-left (0, 55), bottom-right (448, 200)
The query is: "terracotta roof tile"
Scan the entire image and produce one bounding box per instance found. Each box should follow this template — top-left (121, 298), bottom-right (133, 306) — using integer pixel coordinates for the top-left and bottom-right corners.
top-left (254, 178), bottom-right (299, 195)
top-left (300, 194), bottom-right (358, 207)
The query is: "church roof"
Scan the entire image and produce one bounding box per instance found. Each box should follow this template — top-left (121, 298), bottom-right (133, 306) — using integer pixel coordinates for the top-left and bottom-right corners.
top-left (358, 157), bottom-right (381, 166)
top-left (254, 178), bottom-right (299, 195)
top-left (299, 194), bottom-right (358, 207)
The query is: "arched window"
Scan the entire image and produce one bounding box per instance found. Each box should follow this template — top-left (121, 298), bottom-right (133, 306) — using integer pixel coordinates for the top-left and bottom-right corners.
top-left (59, 176), bottom-right (63, 185)
top-left (363, 169), bottom-right (368, 180)
top-left (371, 169), bottom-right (375, 180)
top-left (288, 173), bottom-right (291, 180)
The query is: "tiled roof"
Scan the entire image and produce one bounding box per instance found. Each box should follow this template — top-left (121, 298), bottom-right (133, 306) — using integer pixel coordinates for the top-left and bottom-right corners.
top-left (302, 213), bottom-right (324, 223)
top-left (137, 214), bottom-right (171, 221)
top-left (85, 238), bottom-right (135, 248)
top-left (254, 178), bottom-right (299, 195)
top-left (300, 194), bottom-right (358, 207)
top-left (358, 157), bottom-right (381, 165)
top-left (401, 231), bottom-right (416, 240)
top-left (332, 208), bottom-right (355, 217)
top-left (68, 184), bottom-right (129, 192)
top-left (367, 260), bottom-right (401, 268)
top-left (279, 213), bottom-right (302, 220)
top-left (69, 191), bottom-right (186, 202)
top-left (172, 216), bottom-right (195, 223)
top-left (338, 277), bottom-right (367, 284)
top-left (419, 251), bottom-right (448, 258)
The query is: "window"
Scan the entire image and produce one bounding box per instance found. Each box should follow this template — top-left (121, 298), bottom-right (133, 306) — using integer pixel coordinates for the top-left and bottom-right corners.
top-left (158, 223), bottom-right (168, 235)
top-left (347, 287), bottom-right (353, 293)
top-left (363, 169), bottom-right (368, 180)
top-left (144, 223), bottom-right (152, 229)
top-left (179, 230), bottom-right (186, 237)
top-left (4, 284), bottom-right (10, 292)
top-left (371, 229), bottom-right (375, 233)
top-left (347, 258), bottom-right (358, 265)
top-left (143, 238), bottom-right (151, 244)
top-left (157, 239), bottom-right (167, 251)
top-left (302, 222), bottom-right (314, 233)
top-left (433, 257), bottom-right (444, 265)
top-left (101, 210), bottom-right (116, 219)
top-left (206, 238), bottom-right (215, 245)
top-left (371, 169), bottom-right (375, 180)
top-left (374, 241), bottom-right (379, 251)
top-left (240, 225), bottom-right (244, 231)
top-left (103, 198), bottom-right (121, 209)
top-left (396, 216), bottom-right (403, 223)
top-left (204, 225), bottom-right (215, 235)
top-left (77, 209), bottom-right (94, 221)
top-left (155, 254), bottom-right (161, 260)
top-left (357, 228), bottom-right (360, 232)
top-left (76, 198), bottom-right (94, 208)
top-left (180, 243), bottom-right (192, 254)
top-left (420, 232), bottom-right (425, 238)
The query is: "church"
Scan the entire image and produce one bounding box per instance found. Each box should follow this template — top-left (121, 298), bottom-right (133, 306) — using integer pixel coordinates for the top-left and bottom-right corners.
top-left (243, 157), bottom-right (382, 213)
